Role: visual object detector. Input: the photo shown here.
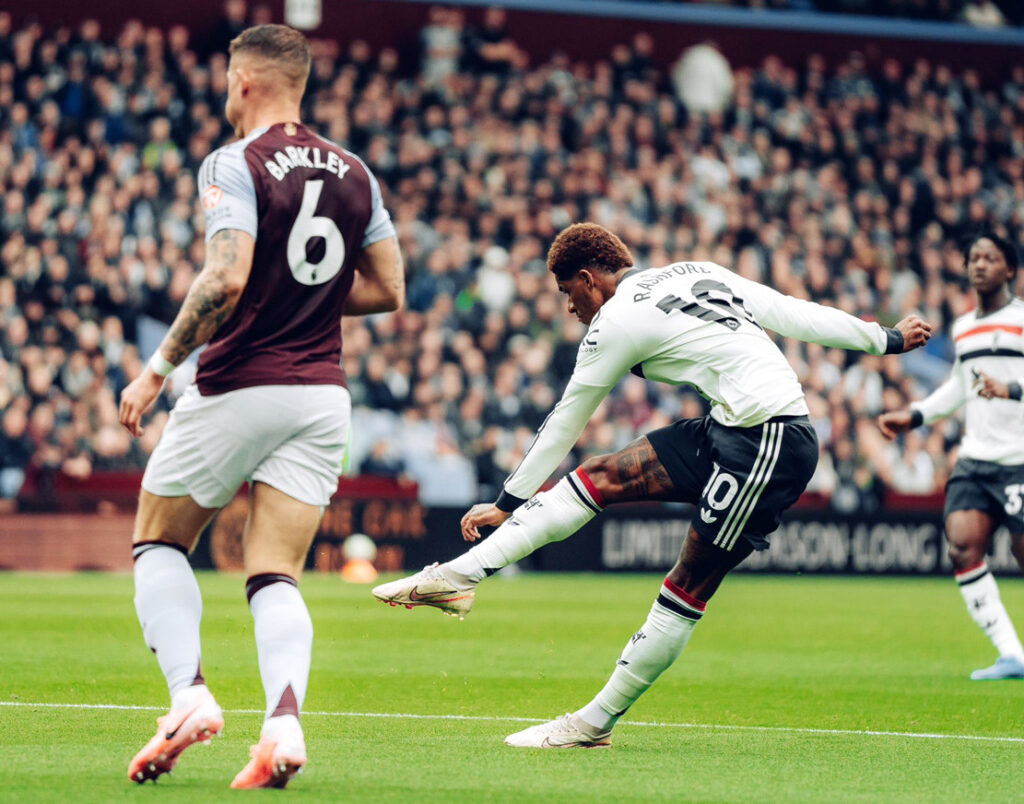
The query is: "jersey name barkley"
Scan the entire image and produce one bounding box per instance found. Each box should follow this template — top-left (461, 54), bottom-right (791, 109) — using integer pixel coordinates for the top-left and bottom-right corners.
top-left (264, 145), bottom-right (351, 181)
top-left (194, 122), bottom-right (396, 396)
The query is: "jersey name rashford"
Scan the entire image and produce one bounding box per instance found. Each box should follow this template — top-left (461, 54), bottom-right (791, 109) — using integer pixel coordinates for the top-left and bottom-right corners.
top-left (502, 261), bottom-right (890, 502)
top-left (194, 122), bottom-right (395, 396)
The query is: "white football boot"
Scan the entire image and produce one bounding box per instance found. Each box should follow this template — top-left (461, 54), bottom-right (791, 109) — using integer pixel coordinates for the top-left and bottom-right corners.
top-left (371, 562), bottom-right (475, 619)
top-left (504, 713), bottom-right (612, 749)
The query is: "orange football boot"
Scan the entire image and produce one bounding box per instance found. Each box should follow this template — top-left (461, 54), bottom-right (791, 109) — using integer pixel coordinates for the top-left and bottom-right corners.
top-left (128, 686), bottom-right (224, 783)
top-left (230, 714), bottom-right (306, 789)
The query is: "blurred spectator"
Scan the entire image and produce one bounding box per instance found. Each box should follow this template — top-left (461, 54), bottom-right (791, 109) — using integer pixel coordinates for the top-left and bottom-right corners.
top-left (407, 435), bottom-right (479, 506)
top-left (421, 6), bottom-right (464, 86)
top-left (881, 431), bottom-right (940, 494)
top-left (208, 0), bottom-right (248, 57)
top-left (672, 42), bottom-right (734, 113)
top-left (960, 0), bottom-right (1007, 27)
top-left (680, 0), bottom-right (1022, 23)
top-left (464, 7), bottom-right (520, 74)
top-left (0, 406), bottom-right (33, 498)
top-left (360, 439), bottom-right (407, 479)
top-left (142, 118), bottom-right (178, 171)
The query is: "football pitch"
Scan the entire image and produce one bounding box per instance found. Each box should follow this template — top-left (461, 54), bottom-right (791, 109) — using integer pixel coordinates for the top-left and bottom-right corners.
top-left (2, 571), bottom-right (1023, 803)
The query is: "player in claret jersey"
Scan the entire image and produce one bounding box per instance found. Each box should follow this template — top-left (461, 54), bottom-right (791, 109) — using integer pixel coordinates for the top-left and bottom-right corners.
top-left (118, 25), bottom-right (403, 787)
top-left (374, 223), bottom-right (930, 748)
top-left (880, 232), bottom-right (1024, 681)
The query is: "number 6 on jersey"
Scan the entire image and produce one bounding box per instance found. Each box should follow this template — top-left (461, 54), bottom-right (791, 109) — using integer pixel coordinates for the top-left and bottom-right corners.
top-left (288, 179), bottom-right (346, 285)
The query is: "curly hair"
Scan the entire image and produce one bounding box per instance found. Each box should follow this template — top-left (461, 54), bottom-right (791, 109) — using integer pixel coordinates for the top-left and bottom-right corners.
top-left (547, 223), bottom-right (634, 281)
top-left (961, 229), bottom-right (1019, 276)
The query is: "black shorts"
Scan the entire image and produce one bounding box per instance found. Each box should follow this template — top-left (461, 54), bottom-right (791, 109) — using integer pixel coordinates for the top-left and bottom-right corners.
top-left (945, 458), bottom-right (1024, 533)
top-left (646, 414), bottom-right (818, 552)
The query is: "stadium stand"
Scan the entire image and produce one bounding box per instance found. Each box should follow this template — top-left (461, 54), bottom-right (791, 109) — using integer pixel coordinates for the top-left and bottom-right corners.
top-left (0, 7), bottom-right (1022, 509)
top-left (622, 0), bottom-right (1022, 27)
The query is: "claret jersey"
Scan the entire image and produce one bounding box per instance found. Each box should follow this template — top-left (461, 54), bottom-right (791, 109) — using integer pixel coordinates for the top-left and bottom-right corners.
top-left (194, 122), bottom-right (396, 396)
top-left (912, 298), bottom-right (1024, 465)
top-left (502, 261), bottom-right (892, 502)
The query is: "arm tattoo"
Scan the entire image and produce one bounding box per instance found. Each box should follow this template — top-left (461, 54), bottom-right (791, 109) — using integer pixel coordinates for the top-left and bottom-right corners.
top-left (160, 230), bottom-right (244, 365)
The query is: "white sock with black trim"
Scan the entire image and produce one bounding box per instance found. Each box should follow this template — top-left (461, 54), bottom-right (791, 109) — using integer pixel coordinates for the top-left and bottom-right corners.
top-left (576, 578), bottom-right (705, 734)
top-left (247, 574), bottom-right (314, 722)
top-left (133, 543), bottom-right (205, 699)
top-left (444, 471), bottom-right (603, 585)
top-left (957, 562), bottom-right (1024, 661)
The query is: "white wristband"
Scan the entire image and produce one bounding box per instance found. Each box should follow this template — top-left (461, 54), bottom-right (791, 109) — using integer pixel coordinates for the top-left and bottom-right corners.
top-left (148, 351), bottom-right (176, 378)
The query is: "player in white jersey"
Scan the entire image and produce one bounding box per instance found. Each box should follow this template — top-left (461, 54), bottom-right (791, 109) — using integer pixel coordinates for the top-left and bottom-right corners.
top-left (374, 223), bottom-right (930, 747)
top-left (880, 232), bottom-right (1024, 681)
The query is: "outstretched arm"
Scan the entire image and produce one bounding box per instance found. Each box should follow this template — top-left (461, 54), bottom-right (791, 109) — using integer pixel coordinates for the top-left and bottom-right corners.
top-left (878, 362), bottom-right (966, 440)
top-left (119, 229), bottom-right (255, 436)
top-left (343, 236), bottom-right (404, 315)
top-left (460, 378), bottom-right (610, 541)
top-left (732, 272), bottom-right (931, 354)
top-left (461, 316), bottom-right (641, 540)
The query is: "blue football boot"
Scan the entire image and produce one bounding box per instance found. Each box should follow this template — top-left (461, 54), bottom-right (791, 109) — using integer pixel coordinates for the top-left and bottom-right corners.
top-left (970, 656), bottom-right (1024, 680)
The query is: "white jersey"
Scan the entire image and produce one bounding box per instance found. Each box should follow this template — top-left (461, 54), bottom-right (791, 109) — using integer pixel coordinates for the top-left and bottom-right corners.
top-left (912, 298), bottom-right (1024, 465)
top-left (502, 261), bottom-right (892, 502)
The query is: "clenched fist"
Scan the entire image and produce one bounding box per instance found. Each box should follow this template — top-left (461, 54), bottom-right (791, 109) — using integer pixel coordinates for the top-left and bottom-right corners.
top-left (894, 314), bottom-right (932, 352)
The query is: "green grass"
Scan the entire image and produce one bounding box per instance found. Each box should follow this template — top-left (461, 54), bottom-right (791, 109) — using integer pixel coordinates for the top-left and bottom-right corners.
top-left (2, 571), bottom-right (1024, 802)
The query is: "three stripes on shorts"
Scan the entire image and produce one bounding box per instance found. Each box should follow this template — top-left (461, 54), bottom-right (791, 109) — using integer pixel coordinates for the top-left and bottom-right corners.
top-left (713, 421), bottom-right (784, 552)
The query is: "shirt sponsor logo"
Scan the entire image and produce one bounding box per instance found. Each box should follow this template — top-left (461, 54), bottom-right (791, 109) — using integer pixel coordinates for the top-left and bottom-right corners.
top-left (202, 185), bottom-right (223, 210)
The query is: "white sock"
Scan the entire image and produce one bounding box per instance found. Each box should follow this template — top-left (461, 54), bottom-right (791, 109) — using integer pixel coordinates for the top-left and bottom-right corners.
top-left (576, 579), bottom-right (705, 733)
top-left (445, 472), bottom-right (602, 585)
top-left (247, 575), bottom-right (313, 721)
top-left (171, 683), bottom-right (213, 711)
top-left (957, 563), bottom-right (1024, 660)
top-left (260, 713), bottom-right (306, 756)
top-left (133, 543), bottom-right (204, 699)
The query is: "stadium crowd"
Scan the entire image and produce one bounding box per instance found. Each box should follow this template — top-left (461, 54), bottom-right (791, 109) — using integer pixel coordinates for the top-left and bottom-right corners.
top-left (655, 0), bottom-right (1021, 28)
top-left (1, 7), bottom-right (1023, 508)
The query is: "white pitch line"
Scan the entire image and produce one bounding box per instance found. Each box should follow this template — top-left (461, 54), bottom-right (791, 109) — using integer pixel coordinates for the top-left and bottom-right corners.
top-left (1, 701), bottom-right (1022, 744)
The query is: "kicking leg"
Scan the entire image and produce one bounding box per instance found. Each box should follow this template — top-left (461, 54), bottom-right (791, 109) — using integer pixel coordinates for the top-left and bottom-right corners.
top-left (452, 436), bottom-right (675, 580)
top-left (506, 527), bottom-right (751, 748)
top-left (129, 492), bottom-right (223, 783)
top-left (231, 482), bottom-right (321, 790)
top-left (948, 510), bottom-right (1024, 680)
top-left (373, 437), bottom-right (675, 616)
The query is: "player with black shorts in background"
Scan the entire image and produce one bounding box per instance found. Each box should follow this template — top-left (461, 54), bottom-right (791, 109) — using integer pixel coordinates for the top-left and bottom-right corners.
top-left (119, 25), bottom-right (403, 787)
top-left (880, 232), bottom-right (1024, 681)
top-left (375, 223), bottom-right (930, 748)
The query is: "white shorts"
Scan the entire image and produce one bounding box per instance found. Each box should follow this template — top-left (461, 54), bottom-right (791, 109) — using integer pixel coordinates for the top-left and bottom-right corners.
top-left (142, 384), bottom-right (351, 508)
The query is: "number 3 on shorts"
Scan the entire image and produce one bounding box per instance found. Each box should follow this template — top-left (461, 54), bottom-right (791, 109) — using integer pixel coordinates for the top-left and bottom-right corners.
top-left (1005, 484), bottom-right (1023, 516)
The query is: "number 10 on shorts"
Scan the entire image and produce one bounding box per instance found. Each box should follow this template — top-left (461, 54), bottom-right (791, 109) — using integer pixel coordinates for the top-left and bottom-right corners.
top-left (701, 463), bottom-right (740, 524)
